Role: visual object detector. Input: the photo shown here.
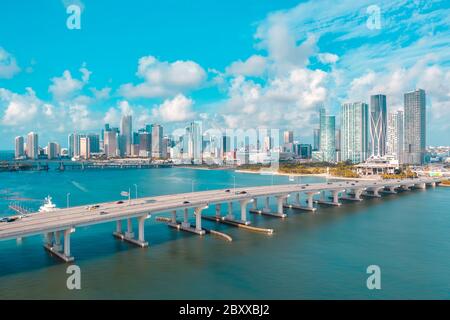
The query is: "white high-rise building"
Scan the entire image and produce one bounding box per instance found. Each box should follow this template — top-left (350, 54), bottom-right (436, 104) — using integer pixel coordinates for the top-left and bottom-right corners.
top-left (47, 142), bottom-right (59, 159)
top-left (104, 130), bottom-right (118, 158)
top-left (151, 124), bottom-right (164, 158)
top-left (187, 121), bottom-right (202, 163)
top-left (79, 136), bottom-right (91, 159)
top-left (341, 102), bottom-right (369, 163)
top-left (369, 94), bottom-right (387, 158)
top-left (319, 107), bottom-right (336, 162)
top-left (26, 132), bottom-right (39, 160)
top-left (120, 114), bottom-right (132, 156)
top-left (387, 110), bottom-right (404, 163)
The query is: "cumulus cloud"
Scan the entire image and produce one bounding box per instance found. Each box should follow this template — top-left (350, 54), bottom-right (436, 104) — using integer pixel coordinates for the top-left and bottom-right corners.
top-left (226, 55), bottom-right (267, 77)
top-left (218, 68), bottom-right (328, 131)
top-left (0, 88), bottom-right (40, 125)
top-left (119, 56), bottom-right (206, 99)
top-left (0, 47), bottom-right (20, 79)
top-left (318, 53), bottom-right (339, 64)
top-left (49, 70), bottom-right (84, 101)
top-left (152, 94), bottom-right (195, 122)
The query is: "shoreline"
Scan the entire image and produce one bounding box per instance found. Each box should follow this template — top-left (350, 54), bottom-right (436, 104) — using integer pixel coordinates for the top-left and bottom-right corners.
top-left (234, 169), bottom-right (376, 181)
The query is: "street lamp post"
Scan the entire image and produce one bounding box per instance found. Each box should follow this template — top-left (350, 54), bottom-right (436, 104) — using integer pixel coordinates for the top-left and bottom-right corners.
top-left (66, 193), bottom-right (70, 208)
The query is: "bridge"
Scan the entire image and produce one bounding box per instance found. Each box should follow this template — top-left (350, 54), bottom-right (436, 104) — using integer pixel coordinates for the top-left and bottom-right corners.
top-left (0, 177), bottom-right (441, 262)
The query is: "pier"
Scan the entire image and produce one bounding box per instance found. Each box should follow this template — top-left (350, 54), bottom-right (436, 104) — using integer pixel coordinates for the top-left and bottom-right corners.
top-left (0, 177), bottom-right (441, 262)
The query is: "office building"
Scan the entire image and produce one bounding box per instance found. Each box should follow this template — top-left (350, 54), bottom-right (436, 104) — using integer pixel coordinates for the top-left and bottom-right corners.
top-left (404, 89), bottom-right (426, 165)
top-left (15, 136), bottom-right (24, 159)
top-left (369, 94), bottom-right (387, 157)
top-left (319, 107), bottom-right (336, 162)
top-left (341, 102), bottom-right (369, 163)
top-left (26, 132), bottom-right (39, 160)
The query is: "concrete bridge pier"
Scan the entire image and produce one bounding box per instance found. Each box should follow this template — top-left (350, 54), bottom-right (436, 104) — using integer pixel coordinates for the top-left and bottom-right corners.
top-left (274, 195), bottom-right (288, 218)
top-left (226, 202), bottom-right (234, 220)
top-left (363, 187), bottom-right (383, 198)
top-left (215, 204), bottom-right (221, 218)
top-left (43, 228), bottom-right (75, 262)
top-left (414, 182), bottom-right (426, 189)
top-left (193, 206), bottom-right (207, 234)
top-left (171, 210), bottom-right (177, 223)
top-left (316, 190), bottom-right (342, 206)
top-left (381, 185), bottom-right (398, 194)
top-left (239, 199), bottom-right (253, 224)
top-left (340, 188), bottom-right (365, 201)
top-left (182, 208), bottom-right (190, 228)
top-left (113, 215), bottom-right (149, 247)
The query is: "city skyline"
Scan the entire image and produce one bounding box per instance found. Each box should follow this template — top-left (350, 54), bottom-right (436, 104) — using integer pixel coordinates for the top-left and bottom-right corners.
top-left (0, 1), bottom-right (449, 149)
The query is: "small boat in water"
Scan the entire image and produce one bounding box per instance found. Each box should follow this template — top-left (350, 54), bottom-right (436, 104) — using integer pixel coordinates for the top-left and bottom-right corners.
top-left (38, 196), bottom-right (59, 212)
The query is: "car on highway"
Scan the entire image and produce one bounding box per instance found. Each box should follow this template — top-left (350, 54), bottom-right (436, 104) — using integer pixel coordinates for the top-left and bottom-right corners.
top-left (116, 200), bottom-right (124, 204)
top-left (99, 211), bottom-right (109, 215)
top-left (183, 201), bottom-right (190, 204)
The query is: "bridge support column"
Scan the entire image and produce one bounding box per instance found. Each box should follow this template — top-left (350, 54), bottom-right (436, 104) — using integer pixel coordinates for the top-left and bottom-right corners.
top-left (194, 206), bottom-right (207, 234)
top-left (215, 204), bottom-right (221, 218)
top-left (182, 208), bottom-right (190, 228)
top-left (331, 190), bottom-right (342, 205)
top-left (295, 193), bottom-right (300, 205)
top-left (275, 195), bottom-right (289, 218)
top-left (226, 202), bottom-right (234, 220)
top-left (113, 215), bottom-right (149, 247)
top-left (44, 228), bottom-right (75, 262)
top-left (415, 182), bottom-right (426, 189)
top-left (171, 210), bottom-right (177, 223)
top-left (125, 218), bottom-right (134, 239)
top-left (263, 197), bottom-right (270, 213)
top-left (381, 185), bottom-right (398, 194)
top-left (239, 199), bottom-right (253, 224)
top-left (253, 198), bottom-right (258, 209)
top-left (305, 192), bottom-right (318, 211)
top-left (53, 231), bottom-right (62, 252)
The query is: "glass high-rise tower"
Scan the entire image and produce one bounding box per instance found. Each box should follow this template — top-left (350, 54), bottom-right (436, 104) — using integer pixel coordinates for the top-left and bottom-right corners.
top-left (369, 94), bottom-right (387, 158)
top-left (404, 89), bottom-right (426, 165)
top-left (341, 102), bottom-right (369, 163)
top-left (387, 110), bottom-right (404, 163)
top-left (319, 107), bottom-right (336, 162)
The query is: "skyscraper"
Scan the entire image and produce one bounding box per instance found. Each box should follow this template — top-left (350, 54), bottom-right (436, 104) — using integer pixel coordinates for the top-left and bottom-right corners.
top-left (369, 94), bottom-right (387, 158)
top-left (79, 136), bottom-right (91, 159)
top-left (319, 107), bottom-right (336, 162)
top-left (313, 128), bottom-right (320, 151)
top-left (68, 133), bottom-right (80, 157)
top-left (139, 132), bottom-right (152, 157)
top-left (26, 132), bottom-right (39, 160)
top-left (283, 130), bottom-right (294, 144)
top-left (151, 124), bottom-right (164, 158)
top-left (120, 114), bottom-right (133, 156)
top-left (104, 130), bottom-right (118, 158)
top-left (47, 142), bottom-right (59, 160)
top-left (341, 102), bottom-right (369, 163)
top-left (387, 110), bottom-right (404, 163)
top-left (187, 121), bottom-right (202, 163)
top-left (87, 133), bottom-right (100, 153)
top-left (404, 89), bottom-right (426, 165)
top-left (15, 136), bottom-right (24, 159)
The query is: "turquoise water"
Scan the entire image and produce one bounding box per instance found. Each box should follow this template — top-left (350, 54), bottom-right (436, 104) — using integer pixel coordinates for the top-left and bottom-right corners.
top-left (0, 166), bottom-right (449, 299)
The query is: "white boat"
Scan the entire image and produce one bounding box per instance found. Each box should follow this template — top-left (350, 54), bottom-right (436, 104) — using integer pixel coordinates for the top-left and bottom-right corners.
top-left (39, 196), bottom-right (59, 212)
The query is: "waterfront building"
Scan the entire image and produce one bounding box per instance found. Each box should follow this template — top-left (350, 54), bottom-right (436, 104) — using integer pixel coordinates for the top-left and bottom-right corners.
top-left (104, 130), bottom-right (118, 158)
top-left (68, 133), bottom-right (80, 157)
top-left (369, 94), bottom-right (387, 158)
top-left (313, 128), bottom-right (320, 151)
top-left (151, 124), bottom-right (164, 158)
top-left (26, 132), bottom-right (39, 160)
top-left (15, 136), bottom-right (24, 159)
top-left (283, 130), bottom-right (294, 144)
top-left (299, 144), bottom-right (312, 159)
top-left (404, 89), bottom-right (426, 164)
top-left (387, 110), bottom-right (404, 163)
top-left (47, 142), bottom-right (59, 159)
top-left (87, 134), bottom-right (100, 153)
top-left (120, 114), bottom-right (133, 156)
top-left (263, 136), bottom-right (272, 153)
top-left (138, 132), bottom-right (152, 157)
top-left (341, 102), bottom-right (369, 163)
top-left (319, 107), bottom-right (336, 162)
top-left (186, 121), bottom-right (202, 163)
top-left (79, 136), bottom-right (91, 159)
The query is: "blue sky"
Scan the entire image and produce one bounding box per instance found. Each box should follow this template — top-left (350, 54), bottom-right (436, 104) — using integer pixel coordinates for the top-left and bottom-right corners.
top-left (0, 0), bottom-right (449, 149)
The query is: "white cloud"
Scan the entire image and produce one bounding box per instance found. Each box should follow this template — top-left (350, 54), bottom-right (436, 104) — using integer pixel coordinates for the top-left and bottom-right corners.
top-left (226, 55), bottom-right (267, 77)
top-left (49, 70), bottom-right (84, 101)
top-left (318, 53), bottom-right (339, 64)
top-left (152, 94), bottom-right (194, 122)
top-left (0, 88), bottom-right (41, 125)
top-left (0, 47), bottom-right (20, 79)
top-left (119, 56), bottom-right (206, 98)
